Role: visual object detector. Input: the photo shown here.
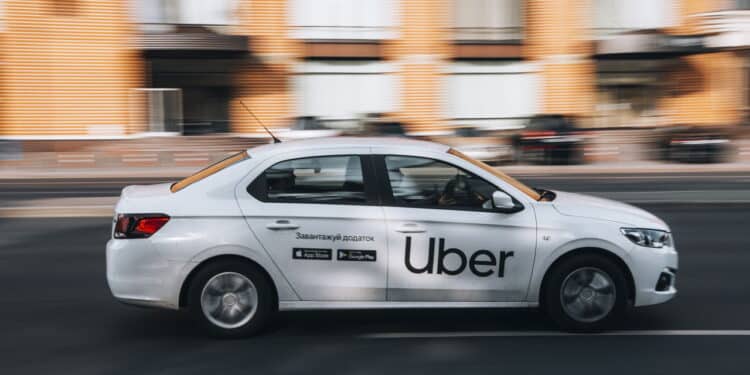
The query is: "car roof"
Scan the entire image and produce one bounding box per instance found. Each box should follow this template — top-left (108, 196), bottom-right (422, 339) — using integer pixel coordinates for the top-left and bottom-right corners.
top-left (248, 136), bottom-right (450, 156)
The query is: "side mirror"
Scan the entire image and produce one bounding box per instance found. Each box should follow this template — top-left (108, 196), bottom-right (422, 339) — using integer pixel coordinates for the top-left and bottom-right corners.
top-left (492, 190), bottom-right (519, 212)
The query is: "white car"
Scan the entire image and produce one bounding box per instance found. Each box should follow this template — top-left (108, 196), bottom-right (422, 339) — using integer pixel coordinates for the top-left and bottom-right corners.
top-left (106, 137), bottom-right (677, 337)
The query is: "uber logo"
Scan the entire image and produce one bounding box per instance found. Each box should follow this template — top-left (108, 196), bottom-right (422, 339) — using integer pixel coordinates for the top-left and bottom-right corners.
top-left (404, 237), bottom-right (514, 278)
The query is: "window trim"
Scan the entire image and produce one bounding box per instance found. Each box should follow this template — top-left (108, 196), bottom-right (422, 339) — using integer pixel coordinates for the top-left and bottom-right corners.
top-left (171, 151), bottom-right (249, 193)
top-left (246, 154), bottom-right (380, 206)
top-left (374, 154), bottom-right (524, 213)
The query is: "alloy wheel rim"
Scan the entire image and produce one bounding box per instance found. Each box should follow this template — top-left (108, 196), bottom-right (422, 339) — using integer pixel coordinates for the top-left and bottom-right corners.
top-left (560, 267), bottom-right (616, 323)
top-left (200, 272), bottom-right (258, 329)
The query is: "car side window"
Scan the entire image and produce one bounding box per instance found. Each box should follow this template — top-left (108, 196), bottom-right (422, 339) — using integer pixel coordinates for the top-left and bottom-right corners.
top-left (384, 155), bottom-right (499, 210)
top-left (253, 155), bottom-right (367, 204)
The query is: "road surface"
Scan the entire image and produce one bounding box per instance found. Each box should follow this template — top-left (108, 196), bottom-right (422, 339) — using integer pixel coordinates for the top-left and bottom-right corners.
top-left (1, 174), bottom-right (749, 374)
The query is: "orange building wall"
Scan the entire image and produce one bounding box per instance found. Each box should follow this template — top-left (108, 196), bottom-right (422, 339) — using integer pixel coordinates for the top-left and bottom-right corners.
top-left (231, 0), bottom-right (300, 133)
top-left (526, 0), bottom-right (596, 117)
top-left (1, 0), bottom-right (144, 136)
top-left (233, 0), bottom-right (455, 134)
top-left (662, 0), bottom-right (745, 126)
top-left (385, 0), bottom-right (451, 132)
top-left (660, 51), bottom-right (745, 126)
top-left (0, 0), bottom-right (745, 136)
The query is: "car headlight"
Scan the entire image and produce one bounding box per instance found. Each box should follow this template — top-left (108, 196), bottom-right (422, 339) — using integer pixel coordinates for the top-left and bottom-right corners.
top-left (620, 228), bottom-right (672, 248)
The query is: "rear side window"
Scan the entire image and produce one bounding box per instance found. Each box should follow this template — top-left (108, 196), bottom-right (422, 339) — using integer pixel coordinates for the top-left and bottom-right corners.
top-left (250, 155), bottom-right (367, 204)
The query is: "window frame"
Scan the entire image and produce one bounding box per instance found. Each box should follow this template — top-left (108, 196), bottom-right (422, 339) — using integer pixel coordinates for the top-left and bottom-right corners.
top-left (247, 154), bottom-right (380, 206)
top-left (373, 154), bottom-right (524, 213)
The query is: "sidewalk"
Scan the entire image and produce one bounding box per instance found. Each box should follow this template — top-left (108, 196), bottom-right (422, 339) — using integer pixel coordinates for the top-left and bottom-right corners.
top-left (2, 133), bottom-right (750, 180)
top-left (0, 196), bottom-right (116, 217)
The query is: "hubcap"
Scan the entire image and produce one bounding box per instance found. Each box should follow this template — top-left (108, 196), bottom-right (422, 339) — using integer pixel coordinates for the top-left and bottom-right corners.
top-left (200, 272), bottom-right (258, 329)
top-left (560, 267), bottom-right (616, 323)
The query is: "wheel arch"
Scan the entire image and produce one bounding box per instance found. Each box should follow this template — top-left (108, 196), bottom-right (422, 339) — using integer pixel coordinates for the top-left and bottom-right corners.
top-left (537, 247), bottom-right (636, 307)
top-left (178, 254), bottom-right (279, 309)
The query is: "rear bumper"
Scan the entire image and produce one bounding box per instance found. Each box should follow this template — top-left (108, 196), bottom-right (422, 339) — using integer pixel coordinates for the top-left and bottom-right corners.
top-left (106, 238), bottom-right (185, 310)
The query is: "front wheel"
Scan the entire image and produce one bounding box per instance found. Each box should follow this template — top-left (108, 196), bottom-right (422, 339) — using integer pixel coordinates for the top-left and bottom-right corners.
top-left (542, 254), bottom-right (629, 332)
top-left (187, 260), bottom-right (275, 338)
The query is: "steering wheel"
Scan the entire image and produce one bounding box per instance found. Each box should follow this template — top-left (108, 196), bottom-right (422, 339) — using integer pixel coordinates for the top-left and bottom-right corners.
top-left (439, 174), bottom-right (484, 206)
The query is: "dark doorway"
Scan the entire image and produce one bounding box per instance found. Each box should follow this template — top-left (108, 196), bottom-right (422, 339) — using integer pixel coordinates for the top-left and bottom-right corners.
top-left (181, 86), bottom-right (231, 134)
top-left (147, 58), bottom-right (238, 134)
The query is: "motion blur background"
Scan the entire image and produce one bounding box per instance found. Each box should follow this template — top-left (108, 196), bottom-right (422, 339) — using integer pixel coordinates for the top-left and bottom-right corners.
top-left (1, 0), bottom-right (750, 168)
top-left (3, 2), bottom-right (750, 374)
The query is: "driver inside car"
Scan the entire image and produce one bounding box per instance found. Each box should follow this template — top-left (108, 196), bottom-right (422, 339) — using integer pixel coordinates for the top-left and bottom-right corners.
top-left (437, 173), bottom-right (490, 208)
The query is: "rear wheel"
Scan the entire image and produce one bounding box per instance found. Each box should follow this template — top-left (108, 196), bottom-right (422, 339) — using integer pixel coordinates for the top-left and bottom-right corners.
top-left (542, 254), bottom-right (629, 332)
top-left (187, 260), bottom-right (275, 338)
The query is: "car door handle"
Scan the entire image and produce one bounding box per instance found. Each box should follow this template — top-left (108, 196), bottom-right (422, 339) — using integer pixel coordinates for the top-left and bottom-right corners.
top-left (395, 223), bottom-right (426, 233)
top-left (266, 220), bottom-right (299, 230)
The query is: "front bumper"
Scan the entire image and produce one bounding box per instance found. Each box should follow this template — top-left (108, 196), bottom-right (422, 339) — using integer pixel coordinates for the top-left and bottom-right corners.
top-left (106, 238), bottom-right (186, 310)
top-left (632, 245), bottom-right (679, 307)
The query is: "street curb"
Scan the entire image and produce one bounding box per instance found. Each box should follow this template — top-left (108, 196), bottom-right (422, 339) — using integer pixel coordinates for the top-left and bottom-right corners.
top-left (0, 197), bottom-right (117, 218)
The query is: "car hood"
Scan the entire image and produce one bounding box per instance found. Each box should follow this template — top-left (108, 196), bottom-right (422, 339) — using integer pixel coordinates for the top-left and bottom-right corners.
top-left (551, 191), bottom-right (669, 231)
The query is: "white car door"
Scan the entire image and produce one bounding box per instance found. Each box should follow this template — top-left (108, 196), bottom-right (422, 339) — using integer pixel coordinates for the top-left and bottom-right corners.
top-left (377, 154), bottom-right (537, 302)
top-left (236, 150), bottom-right (388, 301)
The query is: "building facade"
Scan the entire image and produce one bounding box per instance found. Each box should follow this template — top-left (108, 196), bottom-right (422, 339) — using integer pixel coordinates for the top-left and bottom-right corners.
top-left (0, 0), bottom-right (747, 137)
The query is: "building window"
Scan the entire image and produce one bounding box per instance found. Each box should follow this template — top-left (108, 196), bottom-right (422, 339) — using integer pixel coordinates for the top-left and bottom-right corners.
top-left (135, 0), bottom-right (236, 26)
top-left (445, 62), bottom-right (539, 129)
top-left (594, 0), bottom-right (678, 38)
top-left (295, 61), bottom-right (398, 125)
top-left (291, 0), bottom-right (398, 40)
top-left (454, 0), bottom-right (523, 42)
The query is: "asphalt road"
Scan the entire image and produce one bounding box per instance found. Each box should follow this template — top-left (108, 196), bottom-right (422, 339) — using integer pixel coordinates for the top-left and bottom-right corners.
top-left (1, 176), bottom-right (750, 374)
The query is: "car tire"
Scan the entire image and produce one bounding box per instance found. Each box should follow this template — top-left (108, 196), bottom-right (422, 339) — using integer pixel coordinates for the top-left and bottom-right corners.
top-left (187, 260), bottom-right (276, 338)
top-left (542, 254), bottom-right (629, 332)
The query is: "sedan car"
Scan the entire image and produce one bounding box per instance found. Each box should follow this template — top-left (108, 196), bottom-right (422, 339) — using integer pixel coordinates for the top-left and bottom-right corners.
top-left (513, 114), bottom-right (585, 164)
top-left (658, 125), bottom-right (731, 163)
top-left (107, 137), bottom-right (677, 337)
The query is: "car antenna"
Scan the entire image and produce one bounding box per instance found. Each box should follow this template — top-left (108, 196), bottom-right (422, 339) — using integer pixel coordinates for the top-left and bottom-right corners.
top-left (239, 99), bottom-right (281, 143)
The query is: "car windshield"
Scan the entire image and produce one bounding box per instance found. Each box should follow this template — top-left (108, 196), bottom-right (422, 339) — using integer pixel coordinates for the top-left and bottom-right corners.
top-left (448, 148), bottom-right (541, 201)
top-left (171, 151), bottom-right (249, 193)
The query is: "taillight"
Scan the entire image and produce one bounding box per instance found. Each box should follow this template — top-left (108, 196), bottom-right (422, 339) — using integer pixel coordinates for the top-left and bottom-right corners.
top-left (114, 214), bottom-right (170, 239)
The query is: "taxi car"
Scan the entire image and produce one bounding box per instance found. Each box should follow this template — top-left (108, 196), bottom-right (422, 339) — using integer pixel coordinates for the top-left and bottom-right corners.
top-left (106, 137), bottom-right (677, 337)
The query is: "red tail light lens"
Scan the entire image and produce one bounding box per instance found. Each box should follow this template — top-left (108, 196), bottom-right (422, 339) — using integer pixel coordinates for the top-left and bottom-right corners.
top-left (114, 214), bottom-right (170, 239)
